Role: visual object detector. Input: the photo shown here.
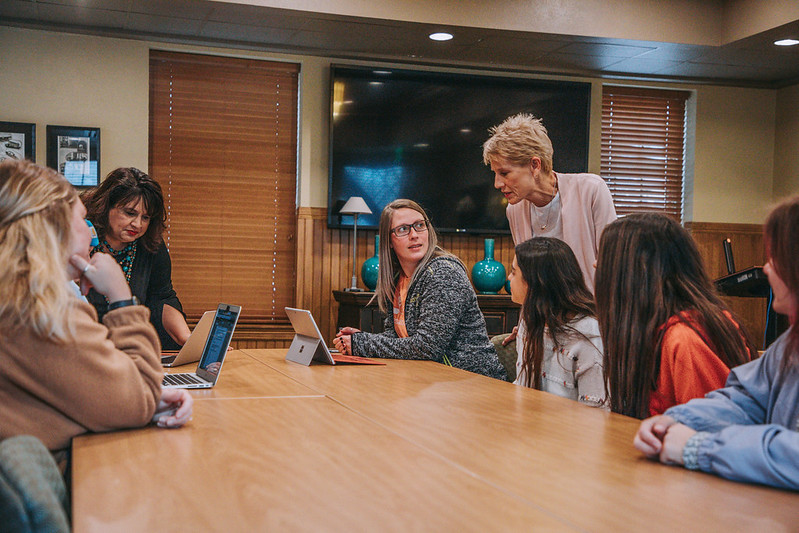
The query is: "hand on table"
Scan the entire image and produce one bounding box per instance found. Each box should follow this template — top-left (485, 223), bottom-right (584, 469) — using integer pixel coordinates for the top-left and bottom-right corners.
top-left (153, 388), bottom-right (193, 428)
top-left (333, 327), bottom-right (360, 355)
top-left (634, 415), bottom-right (695, 465)
top-left (658, 423), bottom-right (696, 465)
top-left (634, 415), bottom-right (677, 457)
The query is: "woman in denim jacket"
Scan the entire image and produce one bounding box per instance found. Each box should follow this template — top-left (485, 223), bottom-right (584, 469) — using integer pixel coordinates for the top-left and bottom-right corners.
top-left (634, 195), bottom-right (799, 491)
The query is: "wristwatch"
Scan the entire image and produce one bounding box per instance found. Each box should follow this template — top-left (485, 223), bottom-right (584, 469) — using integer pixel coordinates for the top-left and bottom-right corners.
top-left (107, 296), bottom-right (140, 311)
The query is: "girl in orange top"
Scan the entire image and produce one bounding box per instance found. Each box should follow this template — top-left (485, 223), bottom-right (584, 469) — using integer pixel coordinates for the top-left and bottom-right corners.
top-left (594, 213), bottom-right (755, 419)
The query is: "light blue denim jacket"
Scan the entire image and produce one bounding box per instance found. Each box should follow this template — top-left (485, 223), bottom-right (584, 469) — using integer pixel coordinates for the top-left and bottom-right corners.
top-left (665, 330), bottom-right (799, 491)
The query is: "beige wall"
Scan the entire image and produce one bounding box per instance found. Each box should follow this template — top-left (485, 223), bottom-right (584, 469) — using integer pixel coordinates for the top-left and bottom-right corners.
top-left (691, 85), bottom-right (776, 223)
top-left (1, 25), bottom-right (792, 223)
top-left (774, 83), bottom-right (799, 201)
top-left (0, 26), bottom-right (149, 172)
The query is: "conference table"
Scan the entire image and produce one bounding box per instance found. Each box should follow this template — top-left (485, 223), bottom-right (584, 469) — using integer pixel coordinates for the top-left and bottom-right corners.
top-left (72, 349), bottom-right (798, 532)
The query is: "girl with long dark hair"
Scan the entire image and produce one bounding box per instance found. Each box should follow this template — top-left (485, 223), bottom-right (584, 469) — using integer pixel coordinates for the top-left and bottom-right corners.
top-left (508, 238), bottom-right (605, 407)
top-left (595, 213), bottom-right (755, 419)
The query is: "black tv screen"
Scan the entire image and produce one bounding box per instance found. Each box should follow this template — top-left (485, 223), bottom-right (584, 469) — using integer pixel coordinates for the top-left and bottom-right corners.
top-left (328, 65), bottom-right (591, 233)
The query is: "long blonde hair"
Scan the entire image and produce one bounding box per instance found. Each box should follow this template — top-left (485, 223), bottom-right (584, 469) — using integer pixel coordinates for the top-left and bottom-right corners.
top-left (374, 199), bottom-right (459, 313)
top-left (0, 159), bottom-right (79, 341)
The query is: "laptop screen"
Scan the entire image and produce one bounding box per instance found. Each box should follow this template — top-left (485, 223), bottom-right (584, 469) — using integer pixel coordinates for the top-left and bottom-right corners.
top-left (197, 304), bottom-right (240, 379)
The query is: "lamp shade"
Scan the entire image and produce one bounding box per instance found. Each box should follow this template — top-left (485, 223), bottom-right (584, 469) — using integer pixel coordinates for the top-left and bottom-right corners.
top-left (339, 196), bottom-right (372, 215)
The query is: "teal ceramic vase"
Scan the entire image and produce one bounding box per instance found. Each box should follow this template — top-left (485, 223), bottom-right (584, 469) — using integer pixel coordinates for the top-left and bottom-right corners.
top-left (361, 235), bottom-right (379, 291)
top-left (471, 238), bottom-right (506, 294)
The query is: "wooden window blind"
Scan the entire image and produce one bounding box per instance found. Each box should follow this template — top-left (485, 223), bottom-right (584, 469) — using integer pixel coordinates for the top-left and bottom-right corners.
top-left (601, 86), bottom-right (689, 221)
top-left (149, 50), bottom-right (298, 323)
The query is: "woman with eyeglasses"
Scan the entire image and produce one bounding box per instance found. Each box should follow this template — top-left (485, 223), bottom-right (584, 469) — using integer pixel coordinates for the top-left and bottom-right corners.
top-left (0, 159), bottom-right (192, 472)
top-left (334, 199), bottom-right (506, 380)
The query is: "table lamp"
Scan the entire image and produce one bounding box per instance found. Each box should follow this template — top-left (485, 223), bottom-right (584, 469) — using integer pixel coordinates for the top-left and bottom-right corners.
top-left (340, 196), bottom-right (373, 292)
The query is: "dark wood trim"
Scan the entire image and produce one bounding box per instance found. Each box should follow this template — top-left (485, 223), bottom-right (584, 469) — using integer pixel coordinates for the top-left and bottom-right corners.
top-left (685, 221), bottom-right (763, 235)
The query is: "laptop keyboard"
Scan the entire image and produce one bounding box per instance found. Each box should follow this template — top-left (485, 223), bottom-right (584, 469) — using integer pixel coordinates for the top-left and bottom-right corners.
top-left (163, 373), bottom-right (204, 386)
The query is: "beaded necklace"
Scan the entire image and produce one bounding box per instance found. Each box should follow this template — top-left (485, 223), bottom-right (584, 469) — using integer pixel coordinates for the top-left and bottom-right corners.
top-left (91, 239), bottom-right (138, 284)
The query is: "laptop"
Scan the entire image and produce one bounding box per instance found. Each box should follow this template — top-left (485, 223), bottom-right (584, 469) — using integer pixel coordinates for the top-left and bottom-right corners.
top-left (161, 310), bottom-right (214, 367)
top-left (162, 303), bottom-right (241, 389)
top-left (284, 307), bottom-right (384, 366)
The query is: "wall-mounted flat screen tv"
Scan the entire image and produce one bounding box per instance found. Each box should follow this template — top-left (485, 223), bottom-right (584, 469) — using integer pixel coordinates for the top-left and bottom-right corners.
top-left (328, 65), bottom-right (591, 233)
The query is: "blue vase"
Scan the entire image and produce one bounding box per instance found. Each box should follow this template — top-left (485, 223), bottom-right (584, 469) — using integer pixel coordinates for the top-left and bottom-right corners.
top-left (471, 238), bottom-right (506, 294)
top-left (505, 279), bottom-right (512, 295)
top-left (361, 235), bottom-right (379, 291)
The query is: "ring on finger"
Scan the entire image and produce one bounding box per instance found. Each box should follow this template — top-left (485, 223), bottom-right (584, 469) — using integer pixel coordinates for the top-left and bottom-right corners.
top-left (82, 264), bottom-right (91, 274)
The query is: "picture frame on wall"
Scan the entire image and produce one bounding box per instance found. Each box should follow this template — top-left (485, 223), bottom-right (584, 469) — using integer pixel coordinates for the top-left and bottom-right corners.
top-left (46, 125), bottom-right (100, 187)
top-left (0, 121), bottom-right (36, 163)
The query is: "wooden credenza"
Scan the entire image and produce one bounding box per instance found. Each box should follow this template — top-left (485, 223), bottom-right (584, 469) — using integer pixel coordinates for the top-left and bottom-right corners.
top-left (333, 290), bottom-right (520, 337)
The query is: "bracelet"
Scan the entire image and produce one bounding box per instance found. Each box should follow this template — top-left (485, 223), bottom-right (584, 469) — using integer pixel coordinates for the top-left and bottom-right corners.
top-left (107, 296), bottom-right (140, 311)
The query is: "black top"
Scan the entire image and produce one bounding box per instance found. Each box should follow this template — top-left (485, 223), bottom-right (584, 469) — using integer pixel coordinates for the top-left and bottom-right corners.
top-left (87, 242), bottom-right (185, 350)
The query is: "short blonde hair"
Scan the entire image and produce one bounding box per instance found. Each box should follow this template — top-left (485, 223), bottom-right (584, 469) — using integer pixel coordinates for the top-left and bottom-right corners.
top-left (482, 113), bottom-right (554, 174)
top-left (0, 159), bottom-right (78, 341)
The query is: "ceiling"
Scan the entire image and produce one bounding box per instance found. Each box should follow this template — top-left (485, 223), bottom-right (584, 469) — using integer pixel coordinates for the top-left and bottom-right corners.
top-left (2, 0), bottom-right (799, 88)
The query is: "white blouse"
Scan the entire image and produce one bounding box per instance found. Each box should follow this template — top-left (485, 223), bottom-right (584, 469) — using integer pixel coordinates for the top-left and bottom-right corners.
top-left (514, 315), bottom-right (607, 409)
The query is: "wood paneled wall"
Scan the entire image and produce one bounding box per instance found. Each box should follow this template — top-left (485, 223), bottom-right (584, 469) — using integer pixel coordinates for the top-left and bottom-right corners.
top-left (685, 221), bottom-right (768, 348)
top-left (239, 211), bottom-right (769, 352)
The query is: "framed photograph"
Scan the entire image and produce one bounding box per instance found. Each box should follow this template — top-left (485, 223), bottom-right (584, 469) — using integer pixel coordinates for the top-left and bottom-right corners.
top-left (0, 121), bottom-right (36, 163)
top-left (46, 125), bottom-right (100, 187)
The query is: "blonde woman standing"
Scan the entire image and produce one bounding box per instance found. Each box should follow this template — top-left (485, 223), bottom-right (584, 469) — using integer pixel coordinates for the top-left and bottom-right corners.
top-left (483, 113), bottom-right (616, 294)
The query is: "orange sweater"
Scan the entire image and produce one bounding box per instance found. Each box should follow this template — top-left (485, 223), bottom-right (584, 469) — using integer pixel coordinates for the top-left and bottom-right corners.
top-left (648, 312), bottom-right (748, 417)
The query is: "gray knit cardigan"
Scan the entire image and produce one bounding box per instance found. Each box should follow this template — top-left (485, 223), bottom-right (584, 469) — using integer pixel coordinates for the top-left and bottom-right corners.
top-left (351, 256), bottom-right (506, 380)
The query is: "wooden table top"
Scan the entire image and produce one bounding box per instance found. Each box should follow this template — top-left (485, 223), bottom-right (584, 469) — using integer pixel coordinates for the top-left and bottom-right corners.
top-left (241, 349), bottom-right (799, 532)
top-left (164, 349), bottom-right (322, 400)
top-left (71, 348), bottom-right (799, 532)
top-left (72, 397), bottom-right (571, 531)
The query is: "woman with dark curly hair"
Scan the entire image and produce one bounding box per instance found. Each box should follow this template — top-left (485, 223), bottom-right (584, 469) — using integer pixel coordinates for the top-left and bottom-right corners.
top-left (82, 167), bottom-right (190, 350)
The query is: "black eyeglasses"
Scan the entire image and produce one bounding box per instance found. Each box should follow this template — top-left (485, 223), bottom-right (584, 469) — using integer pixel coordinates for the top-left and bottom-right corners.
top-left (390, 219), bottom-right (428, 238)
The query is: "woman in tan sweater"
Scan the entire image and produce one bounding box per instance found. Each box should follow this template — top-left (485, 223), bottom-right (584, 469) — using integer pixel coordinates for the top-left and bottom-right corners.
top-left (0, 159), bottom-right (192, 470)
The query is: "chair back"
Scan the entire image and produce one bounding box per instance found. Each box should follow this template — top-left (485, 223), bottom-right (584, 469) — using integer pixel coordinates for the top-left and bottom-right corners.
top-left (490, 333), bottom-right (517, 382)
top-left (0, 435), bottom-right (69, 533)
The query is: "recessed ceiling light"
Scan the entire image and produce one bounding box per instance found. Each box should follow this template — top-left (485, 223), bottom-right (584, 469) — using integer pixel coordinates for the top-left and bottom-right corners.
top-left (774, 38), bottom-right (799, 46)
top-left (429, 32), bottom-right (453, 42)
top-left (373, 70), bottom-right (392, 75)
